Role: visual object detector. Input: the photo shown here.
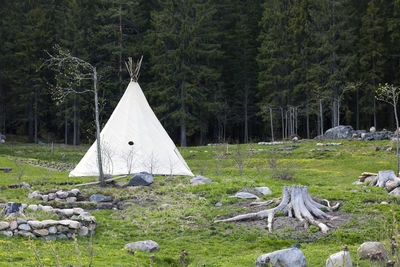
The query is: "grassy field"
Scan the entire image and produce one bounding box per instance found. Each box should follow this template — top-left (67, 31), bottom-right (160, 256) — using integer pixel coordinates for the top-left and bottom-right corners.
top-left (0, 140), bottom-right (399, 266)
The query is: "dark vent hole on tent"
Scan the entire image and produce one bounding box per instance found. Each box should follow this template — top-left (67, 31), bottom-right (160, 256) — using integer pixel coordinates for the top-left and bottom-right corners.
top-left (128, 141), bottom-right (134, 146)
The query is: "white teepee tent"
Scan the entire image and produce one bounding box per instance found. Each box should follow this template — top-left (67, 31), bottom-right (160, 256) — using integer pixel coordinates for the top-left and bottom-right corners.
top-left (69, 59), bottom-right (193, 177)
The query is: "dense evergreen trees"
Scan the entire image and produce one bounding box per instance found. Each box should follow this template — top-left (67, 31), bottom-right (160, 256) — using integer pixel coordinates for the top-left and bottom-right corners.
top-left (1, 0), bottom-right (400, 145)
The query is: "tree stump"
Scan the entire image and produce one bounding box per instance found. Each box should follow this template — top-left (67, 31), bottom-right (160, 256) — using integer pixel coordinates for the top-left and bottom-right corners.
top-left (215, 185), bottom-right (339, 233)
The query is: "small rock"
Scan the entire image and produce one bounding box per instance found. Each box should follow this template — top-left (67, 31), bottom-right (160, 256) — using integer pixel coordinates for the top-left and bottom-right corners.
top-left (41, 206), bottom-right (54, 212)
top-left (33, 229), bottom-right (49, 237)
top-left (381, 201), bottom-right (389, 205)
top-left (28, 190), bottom-right (41, 199)
top-left (27, 204), bottom-right (38, 211)
top-left (17, 231), bottom-right (35, 238)
top-left (352, 181), bottom-right (364, 185)
top-left (70, 188), bottom-right (80, 196)
top-left (190, 175), bottom-right (213, 185)
top-left (59, 219), bottom-right (80, 229)
top-left (124, 240), bottom-right (160, 253)
top-left (27, 221), bottom-right (43, 229)
top-left (56, 225), bottom-right (69, 232)
top-left (357, 241), bottom-right (388, 261)
top-left (18, 224), bottom-right (31, 231)
top-left (2, 202), bottom-right (22, 215)
top-left (0, 231), bottom-right (13, 237)
top-left (56, 190), bottom-right (69, 199)
top-left (157, 204), bottom-right (172, 211)
top-left (17, 218), bottom-right (27, 224)
top-left (370, 126), bottom-right (376, 133)
top-left (9, 221), bottom-right (17, 230)
top-left (48, 226), bottom-right (57, 234)
top-left (326, 250), bottom-right (352, 267)
top-left (21, 182), bottom-right (31, 189)
top-left (385, 178), bottom-right (400, 192)
top-left (255, 187), bottom-right (272, 196)
top-left (350, 189), bottom-right (360, 193)
top-left (127, 172), bottom-right (154, 186)
top-left (364, 175), bottom-right (378, 186)
top-left (0, 222), bottom-right (10, 230)
top-left (41, 220), bottom-right (58, 228)
top-left (78, 226), bottom-right (89, 236)
top-left (41, 195), bottom-right (49, 201)
top-left (48, 193), bottom-right (56, 200)
top-left (256, 246), bottom-right (307, 267)
top-left (215, 202), bottom-right (223, 207)
top-left (55, 197), bottom-right (65, 202)
top-left (57, 233), bottom-right (68, 239)
top-left (231, 192), bottom-right (259, 199)
top-left (89, 194), bottom-right (113, 203)
top-left (58, 209), bottom-right (74, 217)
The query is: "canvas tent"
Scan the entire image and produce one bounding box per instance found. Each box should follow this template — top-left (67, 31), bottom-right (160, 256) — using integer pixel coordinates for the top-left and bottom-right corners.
top-left (69, 62), bottom-right (193, 177)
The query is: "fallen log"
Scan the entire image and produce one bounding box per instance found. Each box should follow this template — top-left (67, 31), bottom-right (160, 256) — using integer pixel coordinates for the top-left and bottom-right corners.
top-left (75, 175), bottom-right (128, 187)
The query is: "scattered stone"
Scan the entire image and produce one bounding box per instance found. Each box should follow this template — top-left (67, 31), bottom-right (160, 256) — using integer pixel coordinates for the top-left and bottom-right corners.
top-left (124, 240), bottom-right (160, 253)
top-left (215, 202), bottom-right (223, 207)
top-left (56, 190), bottom-right (69, 199)
top-left (0, 222), bottom-right (10, 230)
top-left (157, 204), bottom-right (172, 211)
top-left (256, 246), bottom-right (307, 267)
top-left (270, 145), bottom-right (299, 151)
top-left (18, 224), bottom-right (31, 231)
top-left (357, 241), bottom-right (388, 261)
top-left (0, 231), bottom-right (13, 237)
top-left (33, 229), bottom-right (49, 237)
top-left (326, 251), bottom-right (352, 267)
top-left (377, 170), bottom-right (396, 187)
top-left (255, 187), bottom-right (273, 196)
top-left (389, 187), bottom-right (400, 196)
top-left (231, 192), bottom-right (259, 199)
top-left (21, 182), bottom-right (31, 189)
top-left (292, 136), bottom-right (299, 142)
top-left (89, 194), bottom-right (113, 203)
top-left (28, 191), bottom-right (41, 199)
top-left (258, 141), bottom-right (284, 145)
top-left (352, 181), bottom-right (364, 185)
top-left (2, 202), bottom-right (22, 215)
top-left (190, 175), bottom-right (213, 185)
top-left (311, 149), bottom-right (335, 152)
top-left (127, 172), bottom-right (154, 186)
top-left (370, 126), bottom-right (376, 133)
top-left (350, 189), bottom-right (360, 193)
top-left (381, 201), bottom-right (389, 205)
top-left (376, 146), bottom-right (391, 151)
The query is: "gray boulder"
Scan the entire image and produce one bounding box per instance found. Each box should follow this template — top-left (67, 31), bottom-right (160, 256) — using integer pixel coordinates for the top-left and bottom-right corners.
top-left (18, 224), bottom-right (31, 231)
top-left (389, 187), bottom-right (400, 196)
top-left (357, 241), bottom-right (388, 261)
top-left (323, 125), bottom-right (354, 139)
top-left (255, 187), bottom-right (273, 196)
top-left (370, 126), bottom-right (376, 133)
top-left (190, 175), bottom-right (213, 185)
top-left (0, 231), bottom-right (13, 237)
top-left (90, 194), bottom-right (113, 202)
top-left (377, 170), bottom-right (396, 187)
top-left (256, 246), bottom-right (307, 267)
top-left (0, 222), bottom-right (10, 230)
top-left (127, 172), bottom-right (154, 186)
top-left (124, 240), bottom-right (160, 253)
top-left (56, 190), bottom-right (69, 199)
top-left (326, 251), bottom-right (352, 267)
top-left (231, 192), bottom-right (259, 199)
top-left (385, 178), bottom-right (400, 192)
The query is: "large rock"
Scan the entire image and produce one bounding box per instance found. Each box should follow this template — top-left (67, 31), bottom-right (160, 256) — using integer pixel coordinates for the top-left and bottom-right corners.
top-left (377, 170), bottom-right (396, 187)
top-left (190, 175), bottom-right (213, 185)
top-left (90, 194), bottom-right (113, 203)
top-left (326, 251), bottom-right (352, 267)
top-left (56, 190), bottom-right (69, 199)
top-left (124, 240), bottom-right (160, 253)
top-left (2, 202), bottom-right (23, 215)
top-left (357, 242), bottom-right (388, 261)
top-left (256, 246), bottom-right (307, 267)
top-left (18, 224), bottom-right (31, 231)
top-left (231, 192), bottom-right (259, 199)
top-left (323, 125), bottom-right (354, 139)
top-left (27, 221), bottom-right (43, 229)
top-left (127, 172), bottom-right (154, 186)
top-left (255, 187), bottom-right (272, 196)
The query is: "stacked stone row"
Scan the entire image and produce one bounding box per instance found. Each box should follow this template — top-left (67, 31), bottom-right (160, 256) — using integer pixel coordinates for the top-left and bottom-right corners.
top-left (28, 189), bottom-right (80, 202)
top-left (0, 204), bottom-right (96, 240)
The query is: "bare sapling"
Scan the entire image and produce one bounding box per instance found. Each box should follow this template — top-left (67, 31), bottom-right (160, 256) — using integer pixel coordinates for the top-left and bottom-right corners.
top-left (215, 185), bottom-right (340, 233)
top-left (233, 144), bottom-right (248, 177)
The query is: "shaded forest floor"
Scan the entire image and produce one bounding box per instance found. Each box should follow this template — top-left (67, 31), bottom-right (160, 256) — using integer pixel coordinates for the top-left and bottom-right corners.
top-left (0, 140), bottom-right (399, 266)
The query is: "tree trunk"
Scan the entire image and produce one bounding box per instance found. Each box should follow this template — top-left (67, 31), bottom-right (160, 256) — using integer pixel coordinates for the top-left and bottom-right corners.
top-left (119, 4), bottom-right (123, 85)
top-left (281, 107), bottom-right (284, 139)
top-left (269, 107), bottom-right (274, 142)
top-left (243, 83), bottom-right (249, 144)
top-left (73, 95), bottom-right (79, 146)
top-left (356, 88), bottom-right (359, 130)
top-left (306, 105), bottom-right (310, 138)
top-left (319, 99), bottom-right (324, 135)
top-left (64, 103), bottom-right (68, 145)
top-left (393, 95), bottom-right (399, 176)
top-left (215, 185), bottom-right (339, 234)
top-left (34, 87), bottom-right (38, 144)
top-left (94, 68), bottom-right (105, 184)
